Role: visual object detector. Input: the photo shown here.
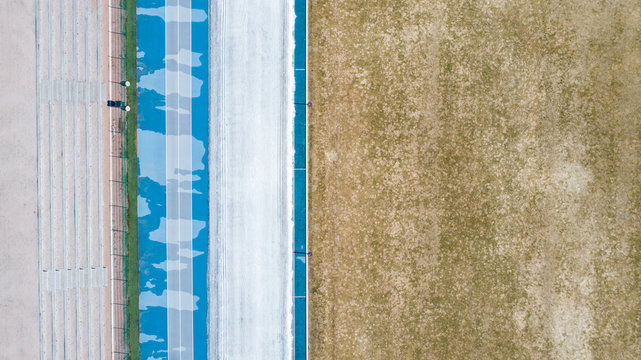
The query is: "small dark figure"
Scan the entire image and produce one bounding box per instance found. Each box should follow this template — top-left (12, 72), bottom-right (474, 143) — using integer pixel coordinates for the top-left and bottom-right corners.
top-left (107, 100), bottom-right (123, 108)
top-left (107, 100), bottom-right (130, 111)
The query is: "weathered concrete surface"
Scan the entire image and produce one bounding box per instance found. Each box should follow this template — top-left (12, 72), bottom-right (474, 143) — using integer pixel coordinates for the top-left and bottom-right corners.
top-left (0, 0), bottom-right (39, 359)
top-left (35, 0), bottom-right (112, 358)
top-left (309, 1), bottom-right (641, 359)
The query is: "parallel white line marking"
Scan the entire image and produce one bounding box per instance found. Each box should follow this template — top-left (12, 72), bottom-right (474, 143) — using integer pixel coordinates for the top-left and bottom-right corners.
top-left (165, 1), bottom-right (168, 356)
top-left (85, 0), bottom-right (92, 359)
top-left (72, 0), bottom-right (80, 357)
top-left (189, 0), bottom-right (194, 356)
top-left (41, 268), bottom-right (108, 290)
top-left (61, 0), bottom-right (69, 357)
top-left (189, 0), bottom-right (194, 355)
top-left (176, 0), bottom-right (181, 354)
top-left (85, 1), bottom-right (93, 359)
top-left (165, 2), bottom-right (173, 358)
top-left (48, 0), bottom-right (55, 357)
top-left (220, 2), bottom-right (226, 356)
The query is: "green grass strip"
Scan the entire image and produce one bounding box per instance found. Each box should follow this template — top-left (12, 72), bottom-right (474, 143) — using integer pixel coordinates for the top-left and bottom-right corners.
top-left (124, 0), bottom-right (140, 358)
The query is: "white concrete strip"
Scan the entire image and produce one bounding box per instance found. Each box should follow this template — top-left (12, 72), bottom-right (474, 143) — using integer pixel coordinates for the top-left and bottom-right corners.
top-left (35, 0), bottom-right (45, 358)
top-left (40, 80), bottom-right (105, 103)
top-left (166, 0), bottom-right (194, 358)
top-left (95, 1), bottom-right (104, 359)
top-left (72, 0), bottom-right (81, 357)
top-left (40, 268), bottom-right (107, 291)
top-left (60, 0), bottom-right (70, 358)
top-left (47, 0), bottom-right (56, 357)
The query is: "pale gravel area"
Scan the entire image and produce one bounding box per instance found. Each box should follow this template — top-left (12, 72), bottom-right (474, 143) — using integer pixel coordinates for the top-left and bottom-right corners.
top-left (0, 0), bottom-right (39, 358)
top-left (35, 0), bottom-right (113, 358)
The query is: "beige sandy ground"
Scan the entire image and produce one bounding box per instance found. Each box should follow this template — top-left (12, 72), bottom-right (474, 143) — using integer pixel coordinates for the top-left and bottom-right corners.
top-left (308, 1), bottom-right (641, 359)
top-left (0, 0), bottom-right (123, 358)
top-left (0, 0), bottom-right (39, 358)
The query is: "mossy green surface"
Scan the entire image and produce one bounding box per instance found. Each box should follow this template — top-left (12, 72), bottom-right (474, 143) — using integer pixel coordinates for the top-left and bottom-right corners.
top-left (308, 1), bottom-right (641, 358)
top-left (124, 0), bottom-right (139, 358)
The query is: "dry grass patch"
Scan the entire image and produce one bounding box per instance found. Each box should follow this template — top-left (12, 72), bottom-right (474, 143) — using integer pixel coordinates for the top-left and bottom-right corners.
top-left (308, 1), bottom-right (641, 358)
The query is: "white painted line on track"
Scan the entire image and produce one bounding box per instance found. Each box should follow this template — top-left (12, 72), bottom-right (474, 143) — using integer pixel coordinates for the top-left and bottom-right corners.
top-left (72, 0), bottom-right (80, 357)
top-left (47, 0), bottom-right (55, 357)
top-left (165, 0), bottom-right (195, 357)
top-left (87, 1), bottom-right (94, 359)
top-left (61, 0), bottom-right (69, 357)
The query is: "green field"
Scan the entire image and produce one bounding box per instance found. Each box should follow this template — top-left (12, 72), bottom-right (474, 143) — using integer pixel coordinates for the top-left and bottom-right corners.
top-left (309, 1), bottom-right (641, 358)
top-left (124, 0), bottom-right (139, 358)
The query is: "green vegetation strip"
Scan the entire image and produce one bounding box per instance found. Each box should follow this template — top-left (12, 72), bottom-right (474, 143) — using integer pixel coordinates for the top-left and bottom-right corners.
top-left (124, 0), bottom-right (139, 358)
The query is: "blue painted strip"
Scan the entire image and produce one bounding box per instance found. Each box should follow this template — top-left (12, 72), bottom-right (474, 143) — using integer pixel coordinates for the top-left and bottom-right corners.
top-left (295, 70), bottom-right (306, 103)
top-left (137, 0), bottom-right (208, 358)
top-left (191, 0), bottom-right (209, 358)
top-left (294, 170), bottom-right (306, 253)
top-left (294, 0), bottom-right (306, 69)
top-left (293, 0), bottom-right (307, 359)
top-left (295, 255), bottom-right (307, 297)
top-left (137, 4), bottom-right (168, 358)
top-left (295, 297), bottom-right (307, 359)
top-left (294, 107), bottom-right (306, 170)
